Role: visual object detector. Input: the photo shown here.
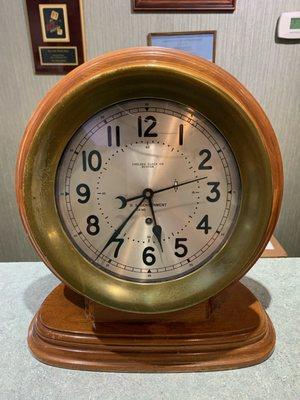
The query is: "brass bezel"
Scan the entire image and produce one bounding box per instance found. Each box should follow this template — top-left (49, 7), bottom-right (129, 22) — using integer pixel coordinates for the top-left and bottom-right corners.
top-left (16, 48), bottom-right (283, 313)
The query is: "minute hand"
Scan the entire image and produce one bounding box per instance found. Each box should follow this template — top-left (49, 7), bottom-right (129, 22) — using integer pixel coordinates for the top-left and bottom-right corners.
top-left (119, 176), bottom-right (207, 205)
top-left (152, 176), bottom-right (207, 195)
top-left (98, 196), bottom-right (145, 257)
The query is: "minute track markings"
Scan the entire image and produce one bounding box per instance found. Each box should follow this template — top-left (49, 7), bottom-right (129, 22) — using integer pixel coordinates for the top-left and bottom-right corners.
top-left (68, 105), bottom-right (223, 155)
top-left (57, 99), bottom-right (240, 282)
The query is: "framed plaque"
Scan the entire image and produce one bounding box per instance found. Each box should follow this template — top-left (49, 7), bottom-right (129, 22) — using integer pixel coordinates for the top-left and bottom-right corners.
top-left (26, 0), bottom-right (86, 74)
top-left (148, 31), bottom-right (216, 62)
top-left (133, 0), bottom-right (236, 12)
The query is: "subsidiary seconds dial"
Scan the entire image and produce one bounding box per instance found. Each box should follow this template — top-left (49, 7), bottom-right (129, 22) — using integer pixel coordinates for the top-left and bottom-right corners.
top-left (56, 98), bottom-right (241, 282)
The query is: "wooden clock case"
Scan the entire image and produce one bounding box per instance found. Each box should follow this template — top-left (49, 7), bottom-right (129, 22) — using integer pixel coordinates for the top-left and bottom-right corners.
top-left (16, 47), bottom-right (283, 371)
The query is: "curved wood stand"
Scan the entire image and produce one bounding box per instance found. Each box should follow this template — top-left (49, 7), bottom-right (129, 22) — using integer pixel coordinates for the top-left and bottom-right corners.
top-left (28, 282), bottom-right (275, 372)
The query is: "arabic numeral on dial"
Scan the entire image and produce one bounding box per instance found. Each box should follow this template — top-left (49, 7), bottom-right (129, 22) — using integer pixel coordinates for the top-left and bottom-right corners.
top-left (174, 238), bottom-right (188, 257)
top-left (82, 150), bottom-right (101, 171)
top-left (138, 116), bottom-right (157, 137)
top-left (113, 238), bottom-right (124, 258)
top-left (198, 149), bottom-right (212, 170)
top-left (142, 246), bottom-right (156, 266)
top-left (196, 215), bottom-right (212, 234)
top-left (76, 184), bottom-right (90, 203)
top-left (107, 125), bottom-right (121, 147)
top-left (86, 215), bottom-right (100, 235)
top-left (207, 182), bottom-right (221, 202)
top-left (179, 124), bottom-right (184, 145)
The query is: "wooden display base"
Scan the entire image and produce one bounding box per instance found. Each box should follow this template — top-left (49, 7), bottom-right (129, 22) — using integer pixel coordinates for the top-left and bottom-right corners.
top-left (28, 282), bottom-right (275, 372)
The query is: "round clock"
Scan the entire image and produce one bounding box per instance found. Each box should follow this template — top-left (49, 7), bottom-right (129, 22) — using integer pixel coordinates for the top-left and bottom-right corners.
top-left (16, 47), bottom-right (283, 313)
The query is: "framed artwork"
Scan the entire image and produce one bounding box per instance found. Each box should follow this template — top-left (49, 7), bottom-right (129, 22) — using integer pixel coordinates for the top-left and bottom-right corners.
top-left (26, 0), bottom-right (86, 74)
top-left (133, 0), bottom-right (236, 12)
top-left (148, 31), bottom-right (216, 62)
top-left (39, 3), bottom-right (70, 42)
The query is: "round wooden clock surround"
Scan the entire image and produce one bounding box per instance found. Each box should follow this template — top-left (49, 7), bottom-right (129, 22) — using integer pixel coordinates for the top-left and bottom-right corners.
top-left (16, 47), bottom-right (283, 371)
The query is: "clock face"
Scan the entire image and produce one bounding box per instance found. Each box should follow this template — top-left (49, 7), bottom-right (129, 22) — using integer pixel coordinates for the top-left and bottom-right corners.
top-left (56, 98), bottom-right (241, 283)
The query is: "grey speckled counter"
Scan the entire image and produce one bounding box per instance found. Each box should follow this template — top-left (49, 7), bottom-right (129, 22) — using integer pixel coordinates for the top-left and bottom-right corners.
top-left (0, 259), bottom-right (299, 400)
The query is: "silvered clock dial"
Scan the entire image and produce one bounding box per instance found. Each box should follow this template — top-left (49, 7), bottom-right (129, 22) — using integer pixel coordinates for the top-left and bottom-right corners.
top-left (56, 99), bottom-right (241, 282)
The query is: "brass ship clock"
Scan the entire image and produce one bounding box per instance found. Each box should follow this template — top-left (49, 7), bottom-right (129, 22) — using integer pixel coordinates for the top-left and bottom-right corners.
top-left (16, 47), bottom-right (283, 371)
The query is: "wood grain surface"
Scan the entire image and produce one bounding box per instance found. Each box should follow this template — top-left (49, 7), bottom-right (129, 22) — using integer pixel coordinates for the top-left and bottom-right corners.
top-left (28, 283), bottom-right (275, 371)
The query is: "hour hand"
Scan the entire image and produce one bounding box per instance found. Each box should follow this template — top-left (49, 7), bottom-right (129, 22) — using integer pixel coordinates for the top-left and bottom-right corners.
top-left (98, 196), bottom-right (145, 259)
top-left (116, 196), bottom-right (127, 209)
top-left (148, 197), bottom-right (163, 252)
top-left (116, 193), bottom-right (144, 209)
top-left (152, 224), bottom-right (163, 253)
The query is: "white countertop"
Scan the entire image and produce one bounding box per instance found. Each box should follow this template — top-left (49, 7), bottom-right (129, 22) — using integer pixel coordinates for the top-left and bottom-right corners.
top-left (0, 259), bottom-right (299, 400)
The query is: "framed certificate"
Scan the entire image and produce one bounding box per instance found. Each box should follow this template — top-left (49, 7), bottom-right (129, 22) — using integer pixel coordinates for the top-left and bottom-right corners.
top-left (148, 31), bottom-right (216, 62)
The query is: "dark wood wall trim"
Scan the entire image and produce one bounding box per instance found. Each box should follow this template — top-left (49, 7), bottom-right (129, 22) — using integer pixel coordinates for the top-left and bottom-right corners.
top-left (133, 0), bottom-right (236, 12)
